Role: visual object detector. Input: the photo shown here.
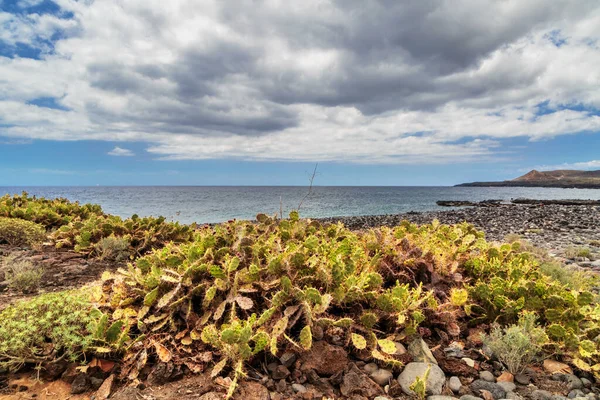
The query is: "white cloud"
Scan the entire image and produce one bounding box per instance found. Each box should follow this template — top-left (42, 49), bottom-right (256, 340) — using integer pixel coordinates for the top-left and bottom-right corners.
top-left (532, 160), bottom-right (600, 171)
top-left (108, 146), bottom-right (135, 157)
top-left (0, 0), bottom-right (599, 164)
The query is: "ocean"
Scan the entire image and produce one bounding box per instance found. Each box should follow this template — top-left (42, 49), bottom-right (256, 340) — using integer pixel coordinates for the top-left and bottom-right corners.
top-left (2, 186), bottom-right (600, 224)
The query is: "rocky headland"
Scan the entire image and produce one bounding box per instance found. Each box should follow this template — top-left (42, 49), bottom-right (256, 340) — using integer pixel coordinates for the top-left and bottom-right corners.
top-left (458, 169), bottom-right (600, 189)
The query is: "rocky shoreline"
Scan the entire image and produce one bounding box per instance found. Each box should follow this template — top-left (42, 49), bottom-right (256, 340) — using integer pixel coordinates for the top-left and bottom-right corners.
top-left (320, 203), bottom-right (600, 269)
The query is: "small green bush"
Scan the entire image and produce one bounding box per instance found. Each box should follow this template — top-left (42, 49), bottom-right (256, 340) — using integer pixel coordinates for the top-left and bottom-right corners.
top-left (564, 246), bottom-right (592, 259)
top-left (2, 256), bottom-right (44, 294)
top-left (539, 261), bottom-right (597, 291)
top-left (483, 312), bottom-right (548, 374)
top-left (0, 290), bottom-right (94, 370)
top-left (0, 217), bottom-right (46, 247)
top-left (94, 235), bottom-right (131, 261)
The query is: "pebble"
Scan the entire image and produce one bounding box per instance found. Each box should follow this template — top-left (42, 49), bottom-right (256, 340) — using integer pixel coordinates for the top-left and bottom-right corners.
top-left (371, 369), bottom-right (394, 386)
top-left (471, 380), bottom-right (506, 400)
top-left (398, 362), bottom-right (446, 396)
top-left (291, 383), bottom-right (307, 393)
top-left (460, 396), bottom-right (483, 400)
top-left (505, 393), bottom-right (523, 400)
top-left (428, 397), bottom-right (459, 400)
top-left (363, 363), bottom-right (379, 374)
top-left (448, 376), bottom-right (462, 393)
top-left (496, 381), bottom-right (516, 393)
top-left (570, 391), bottom-right (586, 399)
top-left (408, 338), bottom-right (438, 365)
top-left (581, 378), bottom-right (592, 388)
top-left (462, 358), bottom-right (475, 368)
top-left (531, 390), bottom-right (554, 400)
top-left (480, 371), bottom-right (496, 382)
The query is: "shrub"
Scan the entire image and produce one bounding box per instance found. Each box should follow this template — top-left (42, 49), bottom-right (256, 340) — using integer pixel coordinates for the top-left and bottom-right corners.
top-left (539, 261), bottom-right (597, 291)
top-left (52, 214), bottom-right (193, 257)
top-left (2, 256), bottom-right (44, 294)
top-left (503, 233), bottom-right (522, 243)
top-left (94, 235), bottom-right (131, 261)
top-left (0, 192), bottom-right (104, 230)
top-left (564, 246), bottom-right (592, 259)
top-left (0, 217), bottom-right (46, 247)
top-left (483, 312), bottom-right (547, 374)
top-left (0, 290), bottom-right (94, 370)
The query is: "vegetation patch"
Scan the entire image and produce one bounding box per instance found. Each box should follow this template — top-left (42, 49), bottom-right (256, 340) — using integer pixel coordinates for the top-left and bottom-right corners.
top-left (0, 217), bottom-right (46, 247)
top-left (1, 255), bottom-right (44, 294)
top-left (0, 290), bottom-right (94, 370)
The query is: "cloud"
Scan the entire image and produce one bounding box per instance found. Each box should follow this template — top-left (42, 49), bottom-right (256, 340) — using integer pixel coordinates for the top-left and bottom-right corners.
top-left (532, 160), bottom-right (600, 171)
top-left (108, 146), bottom-right (135, 157)
top-left (0, 0), bottom-right (599, 164)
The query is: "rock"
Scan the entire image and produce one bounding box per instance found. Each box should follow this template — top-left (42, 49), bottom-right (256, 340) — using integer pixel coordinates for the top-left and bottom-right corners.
top-left (370, 369), bottom-right (393, 386)
top-left (395, 342), bottom-right (408, 355)
top-left (300, 341), bottom-right (348, 376)
top-left (374, 397), bottom-right (390, 400)
top-left (581, 378), bottom-right (592, 388)
top-left (471, 380), bottom-right (506, 400)
top-left (363, 363), bottom-right (379, 374)
top-left (554, 374), bottom-right (584, 390)
top-left (496, 381), bottom-right (516, 393)
top-left (505, 393), bottom-right (523, 400)
top-left (398, 362), bottom-right (446, 396)
top-left (41, 360), bottom-right (68, 380)
top-left (570, 390), bottom-right (586, 399)
top-left (462, 358), bottom-right (475, 368)
top-left (515, 373), bottom-right (531, 385)
top-left (449, 376), bottom-right (462, 393)
top-left (271, 365), bottom-right (290, 380)
top-left (428, 396), bottom-right (459, 400)
top-left (292, 384), bottom-right (307, 393)
top-left (95, 375), bottom-right (115, 400)
top-left (480, 371), bottom-right (496, 382)
top-left (497, 372), bottom-right (514, 383)
top-left (409, 338), bottom-right (438, 365)
top-left (544, 360), bottom-right (573, 375)
top-left (532, 390), bottom-right (554, 400)
top-left (460, 396), bottom-right (483, 400)
top-left (90, 377), bottom-right (104, 390)
top-left (340, 364), bottom-right (383, 398)
top-left (280, 352), bottom-right (297, 368)
top-left (70, 373), bottom-right (91, 395)
top-left (147, 362), bottom-right (175, 385)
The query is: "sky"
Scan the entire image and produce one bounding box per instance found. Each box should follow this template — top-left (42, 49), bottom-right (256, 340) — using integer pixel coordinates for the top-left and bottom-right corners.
top-left (1, 0), bottom-right (600, 186)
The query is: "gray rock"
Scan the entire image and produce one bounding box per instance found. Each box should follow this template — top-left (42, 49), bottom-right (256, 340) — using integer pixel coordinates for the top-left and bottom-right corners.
top-left (271, 365), bottom-right (290, 380)
top-left (363, 362), bottom-right (379, 374)
top-left (279, 352), bottom-right (297, 368)
top-left (496, 381), bottom-right (516, 393)
top-left (395, 342), bottom-right (407, 355)
top-left (505, 393), bottom-right (523, 400)
top-left (471, 380), bottom-right (506, 400)
top-left (515, 373), bottom-right (531, 385)
top-left (291, 383), bottom-right (307, 393)
top-left (371, 369), bottom-right (393, 386)
top-left (448, 376), bottom-right (462, 393)
top-left (460, 396), bottom-right (483, 400)
top-left (570, 390), bottom-right (587, 399)
top-left (581, 378), bottom-right (592, 388)
top-left (428, 397), bottom-right (459, 400)
top-left (398, 362), bottom-right (446, 396)
top-left (70, 374), bottom-right (90, 395)
top-left (374, 397), bottom-right (390, 400)
top-left (532, 390), bottom-right (555, 400)
top-left (408, 338), bottom-right (438, 365)
top-left (480, 371), bottom-right (496, 382)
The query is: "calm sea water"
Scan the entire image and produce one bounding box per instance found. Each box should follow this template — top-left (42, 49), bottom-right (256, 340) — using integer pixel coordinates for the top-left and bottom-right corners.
top-left (2, 186), bottom-right (600, 224)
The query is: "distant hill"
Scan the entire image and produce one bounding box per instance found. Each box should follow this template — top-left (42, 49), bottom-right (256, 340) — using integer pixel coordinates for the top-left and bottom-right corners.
top-left (457, 169), bottom-right (600, 188)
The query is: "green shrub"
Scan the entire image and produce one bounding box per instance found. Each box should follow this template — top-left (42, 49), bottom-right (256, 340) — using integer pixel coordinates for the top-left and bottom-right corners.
top-left (52, 213), bottom-right (193, 257)
top-left (2, 256), bottom-right (44, 294)
top-left (0, 290), bottom-right (94, 370)
top-left (94, 235), bottom-right (131, 261)
top-left (0, 192), bottom-right (103, 230)
top-left (539, 261), bottom-right (597, 291)
top-left (564, 246), bottom-right (592, 259)
top-left (0, 217), bottom-right (46, 247)
top-left (483, 312), bottom-right (547, 374)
